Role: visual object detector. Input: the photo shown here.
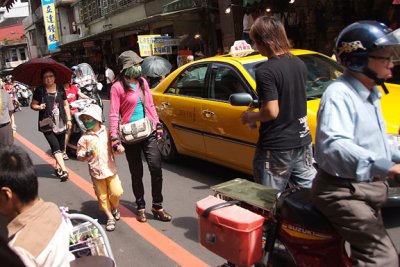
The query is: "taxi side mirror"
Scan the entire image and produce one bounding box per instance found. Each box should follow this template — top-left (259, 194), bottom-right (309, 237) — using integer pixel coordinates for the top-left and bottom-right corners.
top-left (229, 93), bottom-right (258, 107)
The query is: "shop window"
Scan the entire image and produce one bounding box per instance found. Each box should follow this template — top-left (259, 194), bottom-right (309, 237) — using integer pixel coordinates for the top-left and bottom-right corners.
top-left (19, 48), bottom-right (26, 61)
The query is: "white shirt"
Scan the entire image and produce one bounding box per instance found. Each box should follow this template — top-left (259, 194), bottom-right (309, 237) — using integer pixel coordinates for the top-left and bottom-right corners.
top-left (105, 68), bottom-right (115, 84)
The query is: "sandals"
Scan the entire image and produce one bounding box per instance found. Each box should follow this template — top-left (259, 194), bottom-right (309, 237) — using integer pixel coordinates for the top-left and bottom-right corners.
top-left (112, 209), bottom-right (121, 221)
top-left (151, 208), bottom-right (172, 222)
top-left (59, 171), bottom-right (69, 182)
top-left (54, 168), bottom-right (63, 177)
top-left (136, 209), bottom-right (147, 223)
top-left (106, 219), bottom-right (116, 231)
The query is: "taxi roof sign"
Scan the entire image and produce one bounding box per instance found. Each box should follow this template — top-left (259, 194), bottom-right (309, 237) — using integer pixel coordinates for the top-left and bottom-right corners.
top-left (230, 40), bottom-right (254, 57)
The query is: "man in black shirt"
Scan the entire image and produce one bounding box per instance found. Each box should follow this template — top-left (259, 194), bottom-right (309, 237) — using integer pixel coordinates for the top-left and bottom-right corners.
top-left (241, 16), bottom-right (316, 190)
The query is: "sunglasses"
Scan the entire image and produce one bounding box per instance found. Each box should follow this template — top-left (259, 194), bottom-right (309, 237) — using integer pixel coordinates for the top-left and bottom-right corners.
top-left (369, 55), bottom-right (400, 67)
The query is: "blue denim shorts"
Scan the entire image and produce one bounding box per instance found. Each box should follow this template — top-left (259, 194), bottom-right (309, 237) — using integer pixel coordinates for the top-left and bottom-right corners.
top-left (253, 143), bottom-right (316, 191)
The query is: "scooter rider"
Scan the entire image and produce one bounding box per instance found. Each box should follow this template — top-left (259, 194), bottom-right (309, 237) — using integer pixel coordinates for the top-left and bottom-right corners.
top-left (312, 21), bottom-right (400, 266)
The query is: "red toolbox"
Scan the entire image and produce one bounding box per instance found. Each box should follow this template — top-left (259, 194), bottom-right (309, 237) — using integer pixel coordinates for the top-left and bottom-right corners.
top-left (196, 195), bottom-right (265, 267)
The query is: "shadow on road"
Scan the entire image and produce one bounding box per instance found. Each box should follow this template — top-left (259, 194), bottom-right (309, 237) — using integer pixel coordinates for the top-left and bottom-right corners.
top-left (161, 155), bottom-right (253, 187)
top-left (77, 200), bottom-right (109, 225)
top-left (35, 163), bottom-right (60, 180)
top-left (171, 216), bottom-right (199, 242)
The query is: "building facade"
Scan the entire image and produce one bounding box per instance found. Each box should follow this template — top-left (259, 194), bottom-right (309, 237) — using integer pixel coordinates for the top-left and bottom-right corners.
top-left (12, 0), bottom-right (398, 72)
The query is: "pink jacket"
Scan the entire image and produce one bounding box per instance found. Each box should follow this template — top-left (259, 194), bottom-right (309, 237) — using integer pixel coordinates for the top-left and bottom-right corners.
top-left (109, 78), bottom-right (159, 138)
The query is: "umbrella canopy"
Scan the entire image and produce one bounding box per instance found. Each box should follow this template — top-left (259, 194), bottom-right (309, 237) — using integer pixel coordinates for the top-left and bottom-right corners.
top-left (141, 56), bottom-right (172, 78)
top-left (12, 58), bottom-right (72, 87)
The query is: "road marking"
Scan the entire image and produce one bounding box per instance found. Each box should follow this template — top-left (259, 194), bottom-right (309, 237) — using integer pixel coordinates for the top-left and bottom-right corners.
top-left (15, 133), bottom-right (210, 267)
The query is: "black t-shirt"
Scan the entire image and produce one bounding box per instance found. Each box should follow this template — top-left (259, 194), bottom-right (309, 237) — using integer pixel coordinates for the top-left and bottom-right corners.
top-left (255, 54), bottom-right (311, 150)
top-left (32, 85), bottom-right (67, 129)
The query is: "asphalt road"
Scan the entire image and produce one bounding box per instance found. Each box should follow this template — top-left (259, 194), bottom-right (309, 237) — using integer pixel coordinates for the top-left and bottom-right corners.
top-left (2, 101), bottom-right (400, 267)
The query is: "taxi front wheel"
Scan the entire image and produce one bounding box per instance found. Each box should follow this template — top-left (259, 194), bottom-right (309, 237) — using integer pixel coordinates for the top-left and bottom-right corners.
top-left (157, 123), bottom-right (178, 162)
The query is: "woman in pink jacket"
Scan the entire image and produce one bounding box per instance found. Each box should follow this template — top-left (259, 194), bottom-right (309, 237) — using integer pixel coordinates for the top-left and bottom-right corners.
top-left (109, 50), bottom-right (171, 223)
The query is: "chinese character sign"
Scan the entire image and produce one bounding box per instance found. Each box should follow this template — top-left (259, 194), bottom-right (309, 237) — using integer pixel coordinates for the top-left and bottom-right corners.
top-left (41, 0), bottom-right (60, 51)
top-left (138, 35), bottom-right (161, 57)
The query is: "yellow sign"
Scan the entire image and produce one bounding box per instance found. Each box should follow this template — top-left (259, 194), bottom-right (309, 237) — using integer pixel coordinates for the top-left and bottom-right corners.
top-left (41, 0), bottom-right (60, 51)
top-left (138, 35), bottom-right (161, 57)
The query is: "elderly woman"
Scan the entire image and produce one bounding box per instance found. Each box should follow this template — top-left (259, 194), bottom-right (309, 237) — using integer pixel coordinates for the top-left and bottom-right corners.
top-left (0, 79), bottom-right (16, 146)
top-left (109, 50), bottom-right (171, 223)
top-left (31, 68), bottom-right (72, 181)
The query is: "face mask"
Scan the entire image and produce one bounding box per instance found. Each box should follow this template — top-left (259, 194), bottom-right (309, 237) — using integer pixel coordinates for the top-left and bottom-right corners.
top-left (83, 120), bottom-right (97, 130)
top-left (125, 65), bottom-right (142, 78)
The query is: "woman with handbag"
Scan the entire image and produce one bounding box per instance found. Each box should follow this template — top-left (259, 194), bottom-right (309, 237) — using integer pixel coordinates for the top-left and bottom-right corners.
top-left (31, 68), bottom-right (72, 181)
top-left (109, 50), bottom-right (171, 223)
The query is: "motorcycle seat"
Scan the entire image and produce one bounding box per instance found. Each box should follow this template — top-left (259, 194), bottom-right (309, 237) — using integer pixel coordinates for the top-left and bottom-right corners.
top-left (280, 188), bottom-right (335, 233)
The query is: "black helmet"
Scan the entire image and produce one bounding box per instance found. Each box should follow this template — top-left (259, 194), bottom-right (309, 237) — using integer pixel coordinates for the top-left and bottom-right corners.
top-left (335, 21), bottom-right (400, 92)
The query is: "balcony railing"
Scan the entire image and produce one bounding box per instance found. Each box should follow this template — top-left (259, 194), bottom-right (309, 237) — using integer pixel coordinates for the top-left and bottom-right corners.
top-left (82, 0), bottom-right (150, 24)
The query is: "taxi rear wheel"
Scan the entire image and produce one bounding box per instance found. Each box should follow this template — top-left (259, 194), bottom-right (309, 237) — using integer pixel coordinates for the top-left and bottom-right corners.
top-left (158, 123), bottom-right (178, 162)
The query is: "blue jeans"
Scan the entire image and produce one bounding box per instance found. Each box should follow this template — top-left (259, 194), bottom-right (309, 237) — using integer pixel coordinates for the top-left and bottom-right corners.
top-left (253, 144), bottom-right (316, 191)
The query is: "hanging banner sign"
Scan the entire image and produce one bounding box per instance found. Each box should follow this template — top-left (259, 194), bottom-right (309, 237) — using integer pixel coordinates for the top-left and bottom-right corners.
top-left (152, 36), bottom-right (180, 55)
top-left (138, 35), bottom-right (161, 57)
top-left (41, 0), bottom-right (60, 51)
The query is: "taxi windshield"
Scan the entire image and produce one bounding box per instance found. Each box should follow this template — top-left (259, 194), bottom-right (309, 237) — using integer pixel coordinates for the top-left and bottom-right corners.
top-left (242, 54), bottom-right (344, 99)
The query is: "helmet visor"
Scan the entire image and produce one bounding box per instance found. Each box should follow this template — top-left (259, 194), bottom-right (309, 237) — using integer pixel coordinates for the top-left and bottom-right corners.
top-left (374, 28), bottom-right (400, 63)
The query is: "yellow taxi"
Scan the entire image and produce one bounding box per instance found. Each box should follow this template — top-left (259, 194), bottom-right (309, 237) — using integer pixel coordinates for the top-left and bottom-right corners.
top-left (152, 49), bottom-right (400, 175)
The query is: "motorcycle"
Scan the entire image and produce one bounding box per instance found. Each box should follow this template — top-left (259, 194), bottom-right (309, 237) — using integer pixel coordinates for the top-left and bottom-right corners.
top-left (72, 63), bottom-right (103, 110)
top-left (206, 179), bottom-right (351, 267)
top-left (15, 82), bottom-right (32, 107)
top-left (8, 87), bottom-right (21, 112)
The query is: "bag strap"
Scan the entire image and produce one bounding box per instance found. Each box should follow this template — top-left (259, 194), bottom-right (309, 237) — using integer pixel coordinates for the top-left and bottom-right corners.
top-left (139, 77), bottom-right (146, 116)
top-left (42, 87), bottom-right (58, 118)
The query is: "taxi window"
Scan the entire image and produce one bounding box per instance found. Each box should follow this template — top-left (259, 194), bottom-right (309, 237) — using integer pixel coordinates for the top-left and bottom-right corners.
top-left (210, 65), bottom-right (247, 101)
top-left (298, 54), bottom-right (343, 99)
top-left (165, 64), bottom-right (207, 98)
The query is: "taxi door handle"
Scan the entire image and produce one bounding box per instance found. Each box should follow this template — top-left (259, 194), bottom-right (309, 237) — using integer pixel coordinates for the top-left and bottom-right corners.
top-left (202, 110), bottom-right (215, 117)
top-left (161, 101), bottom-right (170, 107)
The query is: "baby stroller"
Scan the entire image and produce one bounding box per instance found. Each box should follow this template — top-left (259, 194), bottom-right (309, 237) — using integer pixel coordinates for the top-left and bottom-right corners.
top-left (62, 210), bottom-right (116, 267)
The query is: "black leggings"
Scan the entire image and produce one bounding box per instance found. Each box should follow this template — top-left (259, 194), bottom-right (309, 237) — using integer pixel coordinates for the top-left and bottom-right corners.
top-left (123, 131), bottom-right (163, 210)
top-left (43, 131), bottom-right (66, 155)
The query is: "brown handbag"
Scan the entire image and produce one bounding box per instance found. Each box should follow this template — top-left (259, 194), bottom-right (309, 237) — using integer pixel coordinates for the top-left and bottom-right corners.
top-left (39, 117), bottom-right (54, 132)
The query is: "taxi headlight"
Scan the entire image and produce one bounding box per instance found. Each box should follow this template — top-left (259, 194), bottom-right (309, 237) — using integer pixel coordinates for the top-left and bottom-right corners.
top-left (387, 134), bottom-right (400, 150)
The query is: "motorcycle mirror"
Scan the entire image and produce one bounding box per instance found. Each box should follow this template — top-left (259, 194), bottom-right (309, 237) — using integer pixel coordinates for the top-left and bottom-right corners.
top-left (97, 82), bottom-right (103, 91)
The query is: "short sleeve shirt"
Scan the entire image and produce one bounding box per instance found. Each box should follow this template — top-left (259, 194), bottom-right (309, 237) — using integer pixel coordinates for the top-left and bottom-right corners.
top-left (0, 89), bottom-right (13, 124)
top-left (65, 84), bottom-right (79, 103)
top-left (32, 86), bottom-right (67, 130)
top-left (256, 54), bottom-right (312, 150)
